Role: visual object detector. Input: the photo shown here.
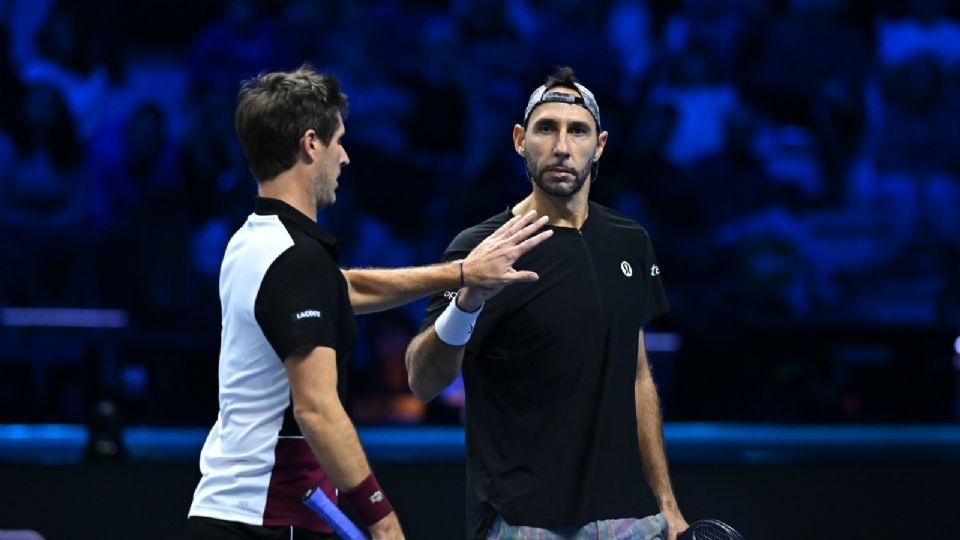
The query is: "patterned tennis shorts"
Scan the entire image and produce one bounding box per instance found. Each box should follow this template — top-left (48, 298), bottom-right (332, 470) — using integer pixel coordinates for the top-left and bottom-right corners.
top-left (486, 513), bottom-right (668, 540)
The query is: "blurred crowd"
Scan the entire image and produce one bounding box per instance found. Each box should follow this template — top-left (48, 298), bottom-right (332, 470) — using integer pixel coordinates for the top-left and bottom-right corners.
top-left (1, 0), bottom-right (959, 425)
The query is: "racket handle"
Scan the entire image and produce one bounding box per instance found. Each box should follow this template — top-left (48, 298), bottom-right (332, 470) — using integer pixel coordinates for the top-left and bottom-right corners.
top-left (303, 487), bottom-right (369, 540)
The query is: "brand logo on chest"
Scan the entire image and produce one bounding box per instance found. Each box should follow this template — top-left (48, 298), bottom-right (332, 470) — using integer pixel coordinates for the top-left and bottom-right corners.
top-left (620, 261), bottom-right (633, 277)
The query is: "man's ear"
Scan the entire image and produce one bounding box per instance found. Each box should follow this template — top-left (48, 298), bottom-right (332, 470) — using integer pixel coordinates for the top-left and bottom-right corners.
top-left (513, 124), bottom-right (526, 156)
top-left (594, 130), bottom-right (609, 161)
top-left (300, 129), bottom-right (318, 159)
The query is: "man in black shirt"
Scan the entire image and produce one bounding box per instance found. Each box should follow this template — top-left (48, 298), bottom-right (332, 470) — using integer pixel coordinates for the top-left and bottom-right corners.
top-left (188, 65), bottom-right (552, 540)
top-left (406, 67), bottom-right (688, 539)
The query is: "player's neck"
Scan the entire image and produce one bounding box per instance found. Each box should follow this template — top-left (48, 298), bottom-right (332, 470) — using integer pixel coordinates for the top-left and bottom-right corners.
top-left (515, 185), bottom-right (590, 230)
top-left (257, 169), bottom-right (318, 222)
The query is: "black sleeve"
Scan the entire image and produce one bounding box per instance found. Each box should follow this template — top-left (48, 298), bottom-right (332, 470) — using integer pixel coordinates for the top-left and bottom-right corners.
top-left (639, 230), bottom-right (670, 327)
top-left (255, 244), bottom-right (342, 361)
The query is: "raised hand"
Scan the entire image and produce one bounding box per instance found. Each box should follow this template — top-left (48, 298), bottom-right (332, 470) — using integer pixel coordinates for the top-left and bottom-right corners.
top-left (458, 210), bottom-right (553, 310)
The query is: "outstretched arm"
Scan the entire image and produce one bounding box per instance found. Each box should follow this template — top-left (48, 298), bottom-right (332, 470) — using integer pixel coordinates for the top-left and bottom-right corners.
top-left (635, 329), bottom-right (687, 539)
top-left (343, 263), bottom-right (460, 315)
top-left (343, 211), bottom-right (551, 314)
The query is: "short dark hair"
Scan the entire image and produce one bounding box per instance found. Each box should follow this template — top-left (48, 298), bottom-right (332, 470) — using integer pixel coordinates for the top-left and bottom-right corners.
top-left (234, 64), bottom-right (348, 182)
top-left (522, 66), bottom-right (601, 133)
top-left (543, 65), bottom-right (580, 92)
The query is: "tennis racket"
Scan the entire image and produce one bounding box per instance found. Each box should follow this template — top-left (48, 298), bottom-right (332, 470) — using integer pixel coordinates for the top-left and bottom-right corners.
top-left (677, 519), bottom-right (745, 540)
top-left (303, 487), bottom-right (368, 540)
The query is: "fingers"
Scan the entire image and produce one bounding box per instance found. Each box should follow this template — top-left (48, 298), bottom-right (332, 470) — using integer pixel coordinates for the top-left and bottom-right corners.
top-left (507, 214), bottom-right (549, 244)
top-left (488, 213), bottom-right (523, 241)
top-left (496, 210), bottom-right (538, 240)
top-left (515, 229), bottom-right (553, 254)
top-left (505, 270), bottom-right (540, 283)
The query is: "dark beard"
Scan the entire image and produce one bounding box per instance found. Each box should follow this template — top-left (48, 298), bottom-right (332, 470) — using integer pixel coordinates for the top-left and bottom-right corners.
top-left (525, 152), bottom-right (591, 198)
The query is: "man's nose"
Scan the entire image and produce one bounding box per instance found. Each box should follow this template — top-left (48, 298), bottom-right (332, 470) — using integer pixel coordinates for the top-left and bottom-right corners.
top-left (553, 132), bottom-right (570, 157)
top-left (341, 148), bottom-right (350, 167)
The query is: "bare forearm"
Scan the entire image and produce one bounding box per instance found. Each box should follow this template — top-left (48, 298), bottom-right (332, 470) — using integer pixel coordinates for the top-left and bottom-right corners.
top-left (342, 263), bottom-right (460, 315)
top-left (296, 399), bottom-right (373, 490)
top-left (405, 329), bottom-right (465, 402)
top-left (635, 376), bottom-right (679, 511)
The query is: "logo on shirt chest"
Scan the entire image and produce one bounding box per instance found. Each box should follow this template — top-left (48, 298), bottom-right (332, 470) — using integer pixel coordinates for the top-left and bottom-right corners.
top-left (620, 261), bottom-right (633, 277)
top-left (292, 309), bottom-right (323, 321)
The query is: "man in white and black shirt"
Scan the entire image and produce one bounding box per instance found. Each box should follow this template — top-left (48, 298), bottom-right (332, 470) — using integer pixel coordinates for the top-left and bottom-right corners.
top-left (187, 65), bottom-right (552, 540)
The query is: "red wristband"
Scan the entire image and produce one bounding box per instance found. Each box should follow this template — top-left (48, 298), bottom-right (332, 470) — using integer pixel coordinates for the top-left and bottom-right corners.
top-left (342, 474), bottom-right (393, 526)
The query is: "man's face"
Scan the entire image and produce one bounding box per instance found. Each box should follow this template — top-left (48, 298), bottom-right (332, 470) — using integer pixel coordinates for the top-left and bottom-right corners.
top-left (517, 87), bottom-right (606, 198)
top-left (312, 114), bottom-right (350, 209)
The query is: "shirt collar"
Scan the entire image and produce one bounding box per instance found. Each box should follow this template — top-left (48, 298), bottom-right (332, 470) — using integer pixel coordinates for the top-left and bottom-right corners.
top-left (254, 197), bottom-right (342, 259)
top-left (503, 201), bottom-right (596, 232)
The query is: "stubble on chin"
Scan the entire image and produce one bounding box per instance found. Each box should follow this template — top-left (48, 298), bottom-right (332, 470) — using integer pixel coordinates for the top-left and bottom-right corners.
top-left (315, 188), bottom-right (335, 209)
top-left (312, 172), bottom-right (338, 209)
top-left (526, 158), bottom-right (590, 198)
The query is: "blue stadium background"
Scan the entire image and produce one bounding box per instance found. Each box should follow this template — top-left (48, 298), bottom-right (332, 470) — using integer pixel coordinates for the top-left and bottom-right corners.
top-left (1, 0), bottom-right (959, 538)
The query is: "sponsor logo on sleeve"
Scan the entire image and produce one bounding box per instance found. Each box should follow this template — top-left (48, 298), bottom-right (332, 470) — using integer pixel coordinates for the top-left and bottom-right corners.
top-left (292, 309), bottom-right (323, 321)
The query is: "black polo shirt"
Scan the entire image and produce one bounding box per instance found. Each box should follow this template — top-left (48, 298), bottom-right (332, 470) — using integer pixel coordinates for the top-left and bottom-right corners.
top-left (420, 201), bottom-right (669, 538)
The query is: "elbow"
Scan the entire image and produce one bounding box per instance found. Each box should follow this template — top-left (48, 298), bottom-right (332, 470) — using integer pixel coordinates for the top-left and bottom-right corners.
top-left (291, 407), bottom-right (321, 440)
top-left (405, 363), bottom-right (432, 403)
top-left (405, 348), bottom-right (439, 403)
top-left (292, 404), bottom-right (322, 427)
top-left (407, 375), bottom-right (428, 402)
top-left (407, 372), bottom-right (439, 403)
top-left (291, 395), bottom-right (339, 427)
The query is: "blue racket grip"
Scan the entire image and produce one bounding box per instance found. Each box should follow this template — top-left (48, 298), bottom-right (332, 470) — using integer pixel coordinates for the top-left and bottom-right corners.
top-left (303, 487), bottom-right (369, 540)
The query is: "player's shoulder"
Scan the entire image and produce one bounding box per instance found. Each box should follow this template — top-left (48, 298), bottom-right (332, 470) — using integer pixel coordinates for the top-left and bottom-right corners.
top-left (286, 235), bottom-right (333, 261)
top-left (256, 219), bottom-right (337, 280)
top-left (446, 209), bottom-right (513, 253)
top-left (590, 201), bottom-right (651, 238)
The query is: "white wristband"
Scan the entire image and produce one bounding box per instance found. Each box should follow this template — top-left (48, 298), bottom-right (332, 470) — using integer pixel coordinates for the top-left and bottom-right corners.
top-left (434, 295), bottom-right (483, 346)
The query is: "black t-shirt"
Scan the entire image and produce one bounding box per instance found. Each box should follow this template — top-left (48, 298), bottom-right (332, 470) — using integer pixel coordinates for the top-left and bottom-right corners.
top-left (420, 201), bottom-right (669, 538)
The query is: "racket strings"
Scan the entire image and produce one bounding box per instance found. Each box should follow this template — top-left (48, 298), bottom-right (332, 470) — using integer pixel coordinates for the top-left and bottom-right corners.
top-left (690, 522), bottom-right (742, 540)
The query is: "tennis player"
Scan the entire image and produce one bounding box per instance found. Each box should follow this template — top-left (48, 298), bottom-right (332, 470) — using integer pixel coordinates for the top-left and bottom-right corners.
top-left (187, 65), bottom-right (552, 540)
top-left (406, 66), bottom-right (688, 539)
